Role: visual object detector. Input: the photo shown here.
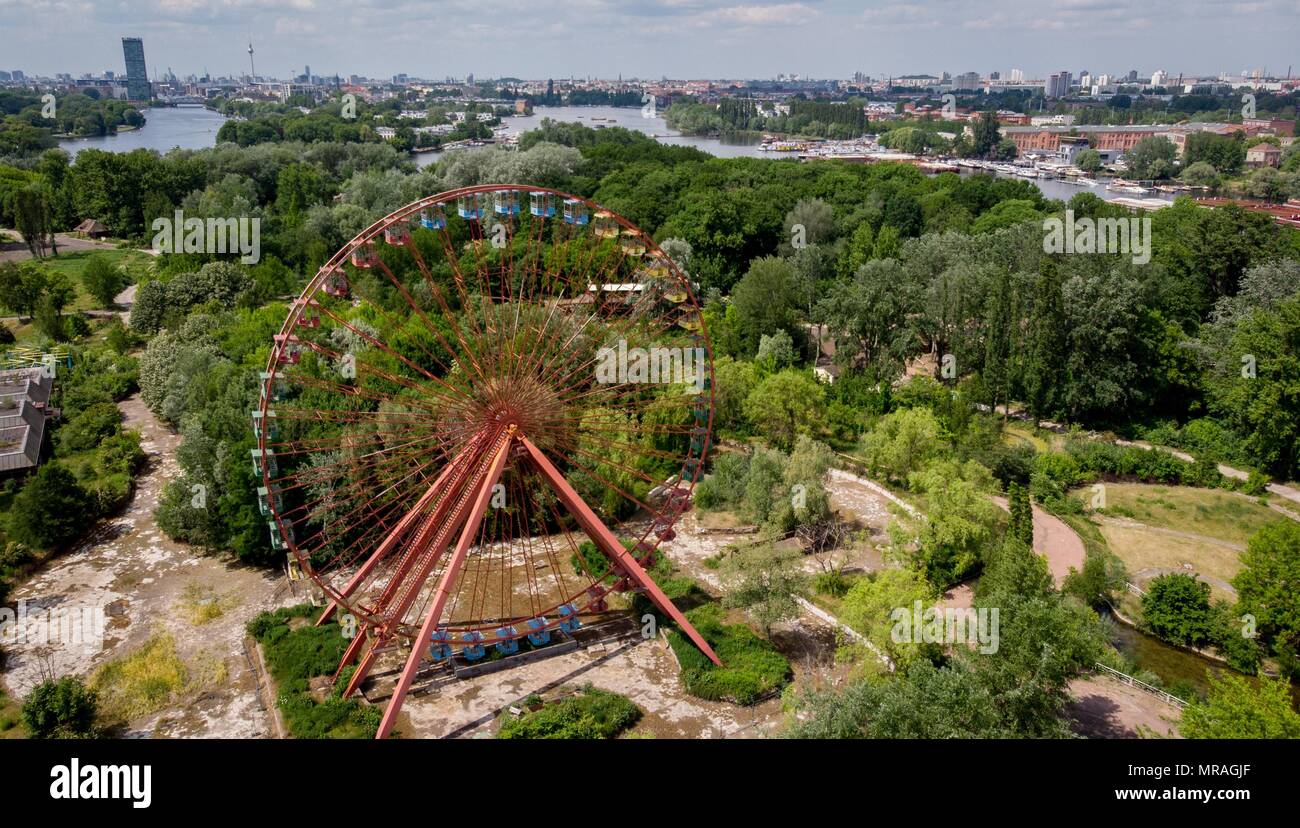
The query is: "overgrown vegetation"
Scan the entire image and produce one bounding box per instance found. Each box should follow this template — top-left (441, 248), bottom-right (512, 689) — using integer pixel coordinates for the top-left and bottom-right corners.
top-left (246, 604), bottom-right (381, 739)
top-left (497, 684), bottom-right (641, 739)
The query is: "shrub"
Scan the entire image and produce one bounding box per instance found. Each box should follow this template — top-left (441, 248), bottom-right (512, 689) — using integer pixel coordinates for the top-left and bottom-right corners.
top-left (57, 401), bottom-right (123, 453)
top-left (497, 685), bottom-right (641, 739)
top-left (21, 677), bottom-right (99, 739)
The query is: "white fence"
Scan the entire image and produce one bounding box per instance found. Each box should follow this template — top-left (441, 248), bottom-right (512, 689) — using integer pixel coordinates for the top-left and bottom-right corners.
top-left (1093, 662), bottom-right (1187, 708)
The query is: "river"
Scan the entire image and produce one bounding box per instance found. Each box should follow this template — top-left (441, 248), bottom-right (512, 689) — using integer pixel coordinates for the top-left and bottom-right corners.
top-left (57, 104), bottom-right (1167, 205)
top-left (56, 105), bottom-right (229, 159)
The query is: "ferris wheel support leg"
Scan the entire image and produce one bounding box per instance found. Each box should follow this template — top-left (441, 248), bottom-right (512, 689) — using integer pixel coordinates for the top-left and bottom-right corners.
top-left (518, 436), bottom-right (723, 667)
top-left (315, 456), bottom-right (465, 627)
top-left (374, 435), bottom-right (514, 740)
top-left (333, 624), bottom-right (372, 684)
top-left (341, 637), bottom-right (382, 698)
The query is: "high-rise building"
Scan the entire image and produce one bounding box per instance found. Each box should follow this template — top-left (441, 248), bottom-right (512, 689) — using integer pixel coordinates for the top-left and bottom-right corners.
top-left (11, 70), bottom-right (24, 81)
top-left (121, 37), bottom-right (151, 101)
top-left (1045, 70), bottom-right (1071, 98)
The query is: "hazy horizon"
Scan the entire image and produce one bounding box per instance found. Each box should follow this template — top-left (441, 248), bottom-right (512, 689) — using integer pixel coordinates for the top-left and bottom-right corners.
top-left (1, 0), bottom-right (1296, 82)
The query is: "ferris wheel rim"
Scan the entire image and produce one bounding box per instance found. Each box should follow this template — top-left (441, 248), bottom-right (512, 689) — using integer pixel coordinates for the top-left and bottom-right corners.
top-left (256, 184), bottom-right (717, 640)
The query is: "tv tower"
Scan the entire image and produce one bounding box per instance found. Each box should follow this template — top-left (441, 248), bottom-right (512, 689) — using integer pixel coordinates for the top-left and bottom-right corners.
top-left (247, 36), bottom-right (256, 81)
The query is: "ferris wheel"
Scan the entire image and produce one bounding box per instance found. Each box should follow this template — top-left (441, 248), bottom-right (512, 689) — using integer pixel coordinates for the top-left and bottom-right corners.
top-left (254, 185), bottom-right (719, 738)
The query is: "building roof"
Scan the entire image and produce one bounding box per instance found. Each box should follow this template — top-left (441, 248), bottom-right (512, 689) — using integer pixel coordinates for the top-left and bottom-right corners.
top-left (0, 368), bottom-right (51, 472)
top-left (74, 219), bottom-right (109, 234)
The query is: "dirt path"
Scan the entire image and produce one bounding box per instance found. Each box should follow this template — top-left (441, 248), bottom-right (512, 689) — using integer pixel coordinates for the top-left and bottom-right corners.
top-left (1, 394), bottom-right (286, 737)
top-left (989, 495), bottom-right (1085, 587)
top-left (1066, 673), bottom-right (1182, 738)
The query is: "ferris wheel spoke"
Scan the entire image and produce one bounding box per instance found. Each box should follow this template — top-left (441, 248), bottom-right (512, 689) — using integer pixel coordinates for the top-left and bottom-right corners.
top-left (306, 303), bottom-right (477, 408)
top-left (402, 238), bottom-right (493, 384)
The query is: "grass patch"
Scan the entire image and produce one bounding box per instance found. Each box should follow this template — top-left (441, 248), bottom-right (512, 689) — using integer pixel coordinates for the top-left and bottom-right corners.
top-left (1003, 425), bottom-right (1050, 453)
top-left (1094, 483), bottom-right (1281, 545)
top-left (178, 582), bottom-right (229, 625)
top-left (247, 603), bottom-right (381, 739)
top-left (666, 602), bottom-right (792, 705)
top-left (634, 554), bottom-right (792, 705)
top-left (0, 682), bottom-right (25, 738)
top-left (89, 632), bottom-right (188, 721)
top-left (39, 248), bottom-right (149, 311)
top-left (497, 684), bottom-right (641, 739)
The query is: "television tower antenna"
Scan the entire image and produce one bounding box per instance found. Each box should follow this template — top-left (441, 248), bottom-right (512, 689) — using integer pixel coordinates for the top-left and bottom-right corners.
top-left (247, 35), bottom-right (256, 81)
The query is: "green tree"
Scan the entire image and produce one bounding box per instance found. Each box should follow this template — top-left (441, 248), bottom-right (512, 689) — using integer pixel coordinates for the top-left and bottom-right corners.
top-left (982, 268), bottom-right (1014, 415)
top-left (858, 406), bottom-right (944, 485)
top-left (1181, 673), bottom-right (1300, 738)
top-left (1182, 131), bottom-right (1245, 175)
top-left (743, 369), bottom-right (826, 451)
top-left (1007, 481), bottom-right (1033, 547)
top-left (1233, 520), bottom-right (1300, 656)
top-left (1142, 573), bottom-right (1213, 647)
top-left (970, 110), bottom-right (1002, 160)
top-left (9, 464), bottom-right (95, 550)
top-left (1125, 136), bottom-right (1178, 180)
top-left (897, 458), bottom-right (999, 588)
top-left (720, 544), bottom-right (808, 636)
top-left (12, 180), bottom-right (58, 258)
top-left (731, 256), bottom-right (797, 356)
top-left (20, 676), bottom-right (99, 739)
top-left (0, 260), bottom-right (48, 319)
top-left (839, 567), bottom-right (936, 668)
top-left (1074, 149), bottom-right (1102, 173)
top-left (80, 253), bottom-right (126, 308)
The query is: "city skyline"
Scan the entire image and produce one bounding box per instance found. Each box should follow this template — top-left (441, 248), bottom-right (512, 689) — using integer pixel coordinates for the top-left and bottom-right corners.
top-left (0, 0), bottom-right (1296, 82)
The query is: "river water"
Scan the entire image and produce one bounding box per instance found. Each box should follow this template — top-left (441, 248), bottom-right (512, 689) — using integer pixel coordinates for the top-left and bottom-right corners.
top-left (58, 104), bottom-right (1166, 204)
top-left (56, 105), bottom-right (228, 159)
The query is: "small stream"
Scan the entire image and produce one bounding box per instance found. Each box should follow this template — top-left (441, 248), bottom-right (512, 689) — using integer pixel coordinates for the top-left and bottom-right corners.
top-left (1102, 608), bottom-right (1300, 708)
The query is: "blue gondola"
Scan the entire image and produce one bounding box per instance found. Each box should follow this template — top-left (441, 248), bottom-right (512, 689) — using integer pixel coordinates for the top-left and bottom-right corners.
top-left (529, 192), bottom-right (554, 218)
top-left (457, 194), bottom-right (484, 220)
top-left (495, 626), bottom-right (520, 656)
top-left (526, 617), bottom-right (551, 646)
top-left (418, 208), bottom-right (446, 230)
top-left (429, 629), bottom-right (453, 662)
top-left (461, 630), bottom-right (486, 661)
top-left (562, 198), bottom-right (588, 225)
top-left (558, 603), bottom-right (581, 633)
top-left (493, 189), bottom-right (520, 216)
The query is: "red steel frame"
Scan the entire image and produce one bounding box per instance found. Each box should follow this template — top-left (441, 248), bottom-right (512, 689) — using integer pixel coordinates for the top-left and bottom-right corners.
top-left (259, 185), bottom-right (722, 739)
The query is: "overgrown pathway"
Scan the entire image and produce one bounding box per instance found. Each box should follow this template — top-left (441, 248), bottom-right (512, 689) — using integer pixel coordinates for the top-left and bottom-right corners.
top-left (1, 394), bottom-right (284, 736)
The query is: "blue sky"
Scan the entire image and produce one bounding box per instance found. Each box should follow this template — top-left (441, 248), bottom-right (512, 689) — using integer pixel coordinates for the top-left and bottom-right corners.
top-left (1, 0), bottom-right (1297, 80)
